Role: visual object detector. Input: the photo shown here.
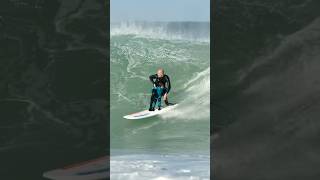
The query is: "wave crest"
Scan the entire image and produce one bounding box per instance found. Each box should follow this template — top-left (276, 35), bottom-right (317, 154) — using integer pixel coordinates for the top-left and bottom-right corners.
top-left (111, 21), bottom-right (210, 42)
top-left (161, 68), bottom-right (210, 121)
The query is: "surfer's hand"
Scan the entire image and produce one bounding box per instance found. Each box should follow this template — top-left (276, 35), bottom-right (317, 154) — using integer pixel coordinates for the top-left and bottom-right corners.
top-left (163, 93), bottom-right (168, 101)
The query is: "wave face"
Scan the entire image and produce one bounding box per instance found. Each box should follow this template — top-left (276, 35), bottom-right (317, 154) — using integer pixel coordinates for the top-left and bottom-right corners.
top-left (110, 22), bottom-right (210, 153)
top-left (110, 21), bottom-right (210, 179)
top-left (111, 21), bottom-right (210, 42)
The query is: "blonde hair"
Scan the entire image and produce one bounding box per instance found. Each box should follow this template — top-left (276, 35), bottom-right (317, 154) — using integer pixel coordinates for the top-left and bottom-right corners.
top-left (157, 68), bottom-right (164, 73)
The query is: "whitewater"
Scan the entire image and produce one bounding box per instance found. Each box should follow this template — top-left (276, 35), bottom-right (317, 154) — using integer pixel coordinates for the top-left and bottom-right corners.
top-left (110, 21), bottom-right (210, 179)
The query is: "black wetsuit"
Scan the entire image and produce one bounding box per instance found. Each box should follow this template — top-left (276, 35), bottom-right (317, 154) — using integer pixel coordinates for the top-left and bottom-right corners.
top-left (149, 74), bottom-right (171, 92)
top-left (149, 74), bottom-right (171, 110)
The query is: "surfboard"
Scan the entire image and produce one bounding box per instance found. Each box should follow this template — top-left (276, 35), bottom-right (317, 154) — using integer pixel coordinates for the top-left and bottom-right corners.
top-left (123, 104), bottom-right (178, 120)
top-left (43, 156), bottom-right (109, 180)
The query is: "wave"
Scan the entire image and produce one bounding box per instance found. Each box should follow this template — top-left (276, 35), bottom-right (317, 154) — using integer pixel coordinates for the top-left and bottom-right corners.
top-left (111, 154), bottom-right (209, 180)
top-left (161, 68), bottom-right (210, 121)
top-left (111, 32), bottom-right (210, 152)
top-left (111, 21), bottom-right (210, 42)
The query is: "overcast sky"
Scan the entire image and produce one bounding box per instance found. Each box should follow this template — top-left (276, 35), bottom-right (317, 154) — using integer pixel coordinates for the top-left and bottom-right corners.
top-left (111, 0), bottom-right (210, 22)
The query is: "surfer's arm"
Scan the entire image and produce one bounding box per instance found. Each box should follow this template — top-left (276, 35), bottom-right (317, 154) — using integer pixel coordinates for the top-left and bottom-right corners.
top-left (165, 75), bottom-right (171, 93)
top-left (163, 88), bottom-right (169, 105)
top-left (149, 74), bottom-right (157, 85)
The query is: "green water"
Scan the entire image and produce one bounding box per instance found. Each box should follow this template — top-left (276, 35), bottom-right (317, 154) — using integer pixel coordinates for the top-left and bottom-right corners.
top-left (110, 31), bottom-right (210, 154)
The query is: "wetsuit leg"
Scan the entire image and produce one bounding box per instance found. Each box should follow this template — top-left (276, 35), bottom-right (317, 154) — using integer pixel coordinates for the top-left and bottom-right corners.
top-left (149, 88), bottom-right (157, 111)
top-left (157, 98), bottom-right (162, 110)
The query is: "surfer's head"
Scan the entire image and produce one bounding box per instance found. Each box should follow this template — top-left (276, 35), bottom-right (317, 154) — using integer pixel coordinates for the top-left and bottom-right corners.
top-left (157, 68), bottom-right (164, 78)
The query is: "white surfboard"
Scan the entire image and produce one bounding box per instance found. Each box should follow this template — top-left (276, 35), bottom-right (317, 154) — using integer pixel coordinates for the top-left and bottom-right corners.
top-left (43, 156), bottom-right (108, 180)
top-left (123, 104), bottom-right (178, 120)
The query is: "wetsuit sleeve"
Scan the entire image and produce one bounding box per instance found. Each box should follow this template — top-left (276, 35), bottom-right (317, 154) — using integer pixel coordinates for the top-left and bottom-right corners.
top-left (165, 75), bottom-right (171, 93)
top-left (164, 88), bottom-right (168, 95)
top-left (149, 74), bottom-right (157, 84)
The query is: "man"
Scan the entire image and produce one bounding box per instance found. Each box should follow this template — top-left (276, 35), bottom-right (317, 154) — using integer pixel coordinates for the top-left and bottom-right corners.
top-left (149, 68), bottom-right (171, 111)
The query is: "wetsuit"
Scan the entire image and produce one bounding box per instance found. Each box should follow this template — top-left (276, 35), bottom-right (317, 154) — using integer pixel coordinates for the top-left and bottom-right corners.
top-left (149, 74), bottom-right (171, 92)
top-left (149, 74), bottom-right (171, 111)
top-left (150, 86), bottom-right (167, 110)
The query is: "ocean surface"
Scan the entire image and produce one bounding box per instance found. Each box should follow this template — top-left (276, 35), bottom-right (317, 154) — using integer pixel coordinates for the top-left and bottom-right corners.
top-left (110, 21), bottom-right (210, 179)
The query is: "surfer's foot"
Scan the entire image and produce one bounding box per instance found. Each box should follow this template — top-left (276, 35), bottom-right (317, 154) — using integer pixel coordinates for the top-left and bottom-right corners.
top-left (149, 108), bottom-right (155, 111)
top-left (158, 107), bottom-right (161, 110)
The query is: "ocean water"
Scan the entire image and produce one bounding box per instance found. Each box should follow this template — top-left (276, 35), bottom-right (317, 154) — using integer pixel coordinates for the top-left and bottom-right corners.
top-left (110, 21), bottom-right (210, 179)
top-left (111, 153), bottom-right (209, 180)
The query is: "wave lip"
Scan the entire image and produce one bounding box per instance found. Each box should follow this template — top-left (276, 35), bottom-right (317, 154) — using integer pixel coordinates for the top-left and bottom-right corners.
top-left (161, 68), bottom-right (210, 121)
top-left (111, 21), bottom-right (210, 42)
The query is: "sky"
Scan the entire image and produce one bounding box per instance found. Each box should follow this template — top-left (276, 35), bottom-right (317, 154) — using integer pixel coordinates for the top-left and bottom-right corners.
top-left (111, 0), bottom-right (210, 22)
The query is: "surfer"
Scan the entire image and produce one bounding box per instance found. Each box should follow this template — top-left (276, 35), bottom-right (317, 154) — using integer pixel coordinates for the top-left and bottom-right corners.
top-left (149, 68), bottom-right (171, 111)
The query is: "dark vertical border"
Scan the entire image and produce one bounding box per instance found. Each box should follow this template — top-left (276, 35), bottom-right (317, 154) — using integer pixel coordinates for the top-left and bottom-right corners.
top-left (210, 0), bottom-right (215, 179)
top-left (0, 0), bottom-right (110, 179)
top-left (210, 0), bottom-right (320, 179)
top-left (105, 0), bottom-right (110, 178)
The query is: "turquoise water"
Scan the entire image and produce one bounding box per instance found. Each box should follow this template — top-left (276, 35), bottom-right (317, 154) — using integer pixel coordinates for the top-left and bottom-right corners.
top-left (110, 22), bottom-right (210, 179)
